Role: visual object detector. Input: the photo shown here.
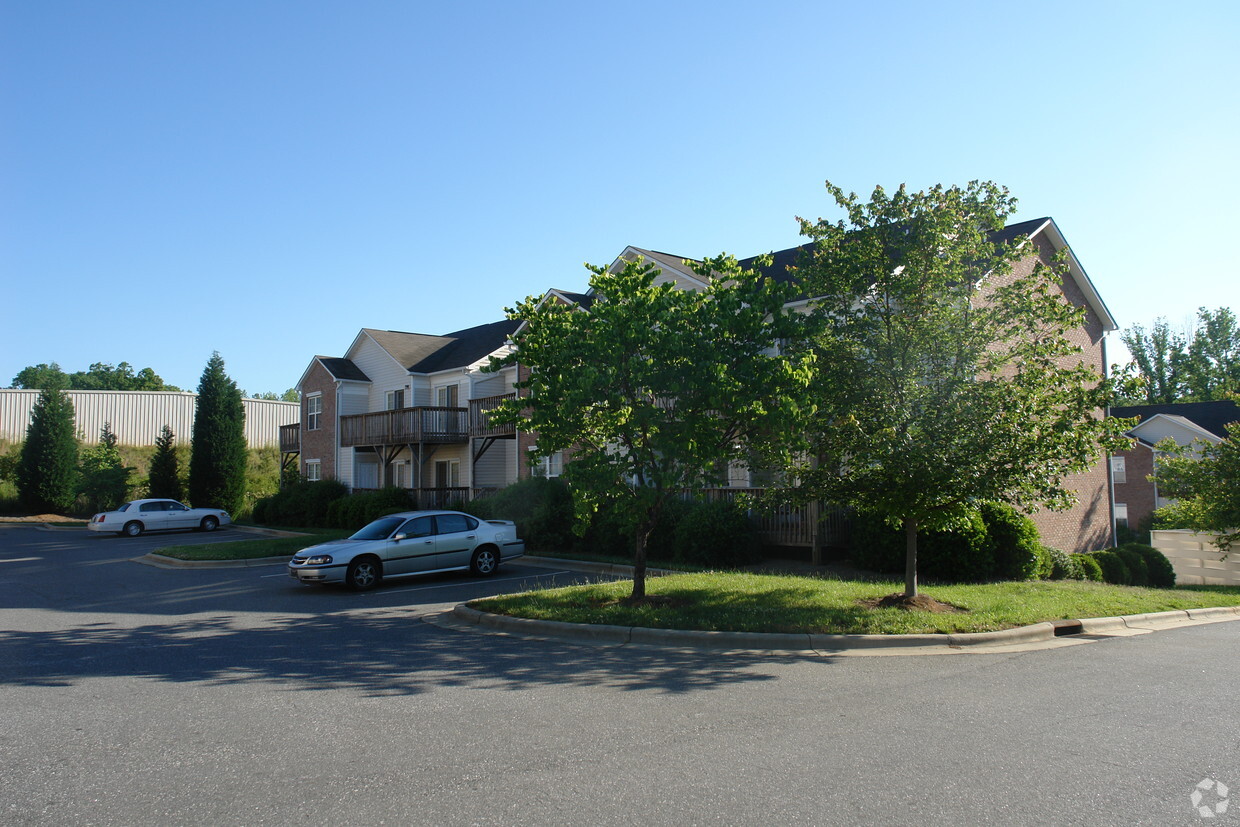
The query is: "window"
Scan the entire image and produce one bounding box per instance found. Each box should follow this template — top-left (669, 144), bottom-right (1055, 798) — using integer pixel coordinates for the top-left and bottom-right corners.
top-left (386, 389), bottom-right (405, 410)
top-left (390, 461), bottom-right (407, 488)
top-left (1114, 502), bottom-right (1128, 530)
top-left (539, 451), bottom-right (564, 478)
top-left (434, 513), bottom-right (475, 534)
top-left (307, 394), bottom-right (322, 431)
top-left (306, 460), bottom-right (321, 482)
top-left (1110, 456), bottom-right (1127, 485)
top-left (398, 516), bottom-right (434, 538)
top-left (436, 384), bottom-right (459, 407)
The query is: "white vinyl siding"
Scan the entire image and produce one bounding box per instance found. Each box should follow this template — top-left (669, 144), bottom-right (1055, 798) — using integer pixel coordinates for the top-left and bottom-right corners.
top-left (472, 444), bottom-right (514, 488)
top-left (348, 336), bottom-right (413, 413)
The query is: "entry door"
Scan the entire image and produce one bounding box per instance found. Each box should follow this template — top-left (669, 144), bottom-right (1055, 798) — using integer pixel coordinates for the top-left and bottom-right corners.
top-left (434, 459), bottom-right (460, 488)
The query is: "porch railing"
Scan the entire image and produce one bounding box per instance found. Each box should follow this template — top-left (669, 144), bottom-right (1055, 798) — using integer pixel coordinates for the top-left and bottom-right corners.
top-left (279, 423), bottom-right (300, 453)
top-left (340, 407), bottom-right (468, 447)
top-left (469, 393), bottom-right (517, 437)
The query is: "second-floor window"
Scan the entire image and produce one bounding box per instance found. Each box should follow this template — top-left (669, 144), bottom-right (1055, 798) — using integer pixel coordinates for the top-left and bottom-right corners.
top-left (1110, 456), bottom-right (1127, 485)
top-left (307, 395), bottom-right (322, 431)
top-left (386, 389), bottom-right (405, 410)
top-left (436, 384), bottom-right (458, 407)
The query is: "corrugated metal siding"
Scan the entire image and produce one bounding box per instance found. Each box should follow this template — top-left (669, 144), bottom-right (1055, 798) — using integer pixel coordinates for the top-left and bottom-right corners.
top-left (0, 390), bottom-right (297, 447)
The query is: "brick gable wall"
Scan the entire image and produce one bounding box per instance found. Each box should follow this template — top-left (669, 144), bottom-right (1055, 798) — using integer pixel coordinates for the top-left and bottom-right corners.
top-left (300, 360), bottom-right (338, 481)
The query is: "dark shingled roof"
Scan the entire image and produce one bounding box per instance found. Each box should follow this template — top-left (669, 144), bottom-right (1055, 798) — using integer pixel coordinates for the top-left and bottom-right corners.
top-left (552, 290), bottom-right (594, 309)
top-left (407, 319), bottom-right (522, 373)
top-left (317, 357), bottom-right (370, 382)
top-left (1111, 401), bottom-right (1240, 440)
top-left (628, 218), bottom-right (1055, 293)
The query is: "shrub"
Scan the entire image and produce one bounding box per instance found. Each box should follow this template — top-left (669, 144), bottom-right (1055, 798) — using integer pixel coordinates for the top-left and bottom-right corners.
top-left (1032, 544), bottom-right (1054, 580)
top-left (849, 508), bottom-right (993, 582)
top-left (1118, 542), bottom-right (1176, 588)
top-left (978, 502), bottom-right (1042, 581)
top-left (251, 479), bottom-right (349, 527)
top-left (469, 477), bottom-right (576, 552)
top-left (1113, 546), bottom-right (1150, 587)
top-left (671, 500), bottom-right (761, 568)
top-left (333, 487), bottom-right (414, 530)
top-left (1074, 553), bottom-right (1104, 582)
top-left (1089, 550), bottom-right (1131, 585)
top-left (1042, 546), bottom-right (1083, 580)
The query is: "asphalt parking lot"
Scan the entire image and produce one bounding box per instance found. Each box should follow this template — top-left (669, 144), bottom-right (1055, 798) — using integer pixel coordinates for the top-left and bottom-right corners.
top-left (4, 523), bottom-right (1240, 826)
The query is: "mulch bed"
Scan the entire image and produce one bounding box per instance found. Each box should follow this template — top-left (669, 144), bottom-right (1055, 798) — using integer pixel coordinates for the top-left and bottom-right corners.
top-left (859, 593), bottom-right (967, 613)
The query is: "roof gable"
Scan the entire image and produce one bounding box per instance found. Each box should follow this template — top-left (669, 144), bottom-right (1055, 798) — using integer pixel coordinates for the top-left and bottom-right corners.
top-left (1111, 401), bottom-right (1240, 441)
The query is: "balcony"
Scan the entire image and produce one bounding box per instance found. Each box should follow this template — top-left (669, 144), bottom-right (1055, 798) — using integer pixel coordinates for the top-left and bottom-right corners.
top-left (469, 392), bottom-right (517, 437)
top-left (279, 423), bottom-right (300, 453)
top-left (340, 407), bottom-right (468, 447)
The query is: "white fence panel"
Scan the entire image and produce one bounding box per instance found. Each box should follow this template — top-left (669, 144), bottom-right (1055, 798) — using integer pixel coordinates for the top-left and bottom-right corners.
top-left (1151, 529), bottom-right (1240, 586)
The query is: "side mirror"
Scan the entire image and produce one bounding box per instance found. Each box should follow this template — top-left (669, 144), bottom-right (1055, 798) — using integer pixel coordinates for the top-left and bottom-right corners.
top-left (392, 533), bottom-right (407, 542)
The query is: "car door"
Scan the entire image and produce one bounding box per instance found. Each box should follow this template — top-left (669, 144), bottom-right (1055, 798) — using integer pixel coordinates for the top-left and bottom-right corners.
top-left (137, 501), bottom-right (169, 531)
top-left (387, 515), bottom-right (436, 575)
top-left (432, 513), bottom-right (477, 569)
top-left (164, 501), bottom-right (195, 529)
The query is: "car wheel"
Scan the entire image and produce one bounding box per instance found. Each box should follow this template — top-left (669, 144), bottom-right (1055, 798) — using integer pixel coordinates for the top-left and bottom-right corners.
top-left (123, 521), bottom-right (143, 537)
top-left (200, 516), bottom-right (219, 532)
top-left (470, 546), bottom-right (499, 577)
top-left (346, 557), bottom-right (381, 591)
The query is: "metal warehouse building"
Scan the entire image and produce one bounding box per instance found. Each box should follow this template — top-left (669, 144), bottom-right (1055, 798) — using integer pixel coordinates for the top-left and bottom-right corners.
top-left (0, 390), bottom-right (298, 448)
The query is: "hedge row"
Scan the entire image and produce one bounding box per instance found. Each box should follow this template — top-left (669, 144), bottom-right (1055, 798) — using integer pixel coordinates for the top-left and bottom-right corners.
top-left (251, 481), bottom-right (413, 530)
top-left (1081, 543), bottom-right (1176, 588)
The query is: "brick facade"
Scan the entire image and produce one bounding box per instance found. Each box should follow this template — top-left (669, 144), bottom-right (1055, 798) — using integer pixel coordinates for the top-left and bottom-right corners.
top-left (987, 236), bottom-right (1114, 553)
top-left (1112, 444), bottom-right (1157, 534)
top-left (299, 359), bottom-right (338, 481)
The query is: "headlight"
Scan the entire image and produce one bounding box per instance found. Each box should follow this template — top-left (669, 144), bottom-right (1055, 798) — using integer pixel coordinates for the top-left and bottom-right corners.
top-left (305, 555), bottom-right (333, 565)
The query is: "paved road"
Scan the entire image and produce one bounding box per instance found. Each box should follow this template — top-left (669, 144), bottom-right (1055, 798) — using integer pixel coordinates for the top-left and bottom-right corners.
top-left (2, 525), bottom-right (1238, 825)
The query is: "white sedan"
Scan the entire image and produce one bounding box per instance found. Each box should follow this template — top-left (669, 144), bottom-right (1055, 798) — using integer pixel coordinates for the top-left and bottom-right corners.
top-left (288, 510), bottom-right (525, 590)
top-left (88, 499), bottom-right (232, 537)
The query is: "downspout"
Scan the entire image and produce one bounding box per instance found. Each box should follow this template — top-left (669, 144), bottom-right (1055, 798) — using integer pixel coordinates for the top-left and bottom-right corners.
top-left (1102, 335), bottom-right (1117, 548)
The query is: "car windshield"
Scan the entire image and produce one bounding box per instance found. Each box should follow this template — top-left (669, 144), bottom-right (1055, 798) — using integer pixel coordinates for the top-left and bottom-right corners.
top-left (349, 516), bottom-right (407, 541)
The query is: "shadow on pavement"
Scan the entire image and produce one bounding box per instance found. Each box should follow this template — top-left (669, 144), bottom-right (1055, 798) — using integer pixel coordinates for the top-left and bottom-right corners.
top-left (0, 610), bottom-right (814, 697)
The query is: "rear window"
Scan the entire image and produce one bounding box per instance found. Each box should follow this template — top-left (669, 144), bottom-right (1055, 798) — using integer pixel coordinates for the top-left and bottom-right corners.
top-left (117, 503), bottom-right (132, 512)
top-left (435, 514), bottom-right (476, 534)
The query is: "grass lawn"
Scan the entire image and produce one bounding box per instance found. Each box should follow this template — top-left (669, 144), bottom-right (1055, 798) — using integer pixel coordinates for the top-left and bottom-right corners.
top-left (154, 530), bottom-right (350, 561)
top-left (470, 571), bottom-right (1240, 635)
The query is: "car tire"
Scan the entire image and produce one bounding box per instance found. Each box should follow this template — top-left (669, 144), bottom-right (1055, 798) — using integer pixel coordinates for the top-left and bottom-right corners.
top-left (470, 546), bottom-right (499, 577)
top-left (200, 516), bottom-right (219, 532)
top-left (346, 557), bottom-right (381, 591)
top-left (123, 521), bottom-right (143, 538)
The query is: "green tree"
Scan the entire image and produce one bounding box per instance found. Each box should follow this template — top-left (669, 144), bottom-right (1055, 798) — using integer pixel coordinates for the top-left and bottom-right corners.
top-left (1154, 422), bottom-right (1240, 552)
top-left (189, 353), bottom-right (247, 514)
top-left (791, 180), bottom-right (1132, 599)
top-left (148, 424), bottom-right (183, 501)
top-left (16, 385), bottom-right (79, 513)
top-left (1182, 307), bottom-right (1240, 401)
top-left (491, 255), bottom-right (811, 600)
top-left (11, 361), bottom-right (180, 391)
top-left (1119, 307), bottom-right (1239, 403)
top-left (78, 422), bottom-right (133, 513)
top-left (252, 389), bottom-right (299, 402)
top-left (11, 363), bottom-right (67, 389)
top-left (1119, 318), bottom-right (1188, 403)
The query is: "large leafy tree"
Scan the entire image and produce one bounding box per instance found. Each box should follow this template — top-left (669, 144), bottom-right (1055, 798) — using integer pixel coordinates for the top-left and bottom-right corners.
top-left (1154, 423), bottom-right (1240, 553)
top-left (791, 180), bottom-right (1132, 599)
top-left (78, 422), bottom-right (133, 513)
top-left (491, 255), bottom-right (812, 600)
top-left (1119, 307), bottom-right (1239, 403)
top-left (148, 425), bottom-right (184, 501)
top-left (17, 384), bottom-right (79, 513)
top-left (189, 353), bottom-right (247, 514)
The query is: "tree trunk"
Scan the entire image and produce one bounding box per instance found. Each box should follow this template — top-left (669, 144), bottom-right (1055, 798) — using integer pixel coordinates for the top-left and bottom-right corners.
top-left (631, 524), bottom-right (649, 600)
top-left (903, 517), bottom-right (919, 598)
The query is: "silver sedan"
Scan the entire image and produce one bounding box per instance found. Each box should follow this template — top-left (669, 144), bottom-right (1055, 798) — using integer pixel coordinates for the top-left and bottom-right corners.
top-left (287, 510), bottom-right (525, 590)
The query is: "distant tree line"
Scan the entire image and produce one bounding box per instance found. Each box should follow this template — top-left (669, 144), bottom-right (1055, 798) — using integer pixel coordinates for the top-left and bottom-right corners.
top-left (10, 362), bottom-right (182, 392)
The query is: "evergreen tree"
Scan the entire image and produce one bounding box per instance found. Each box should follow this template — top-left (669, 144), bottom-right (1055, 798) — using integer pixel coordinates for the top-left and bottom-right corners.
top-left (188, 352), bottom-right (247, 514)
top-left (78, 422), bottom-right (132, 513)
top-left (17, 385), bottom-right (79, 513)
top-left (148, 424), bottom-right (183, 501)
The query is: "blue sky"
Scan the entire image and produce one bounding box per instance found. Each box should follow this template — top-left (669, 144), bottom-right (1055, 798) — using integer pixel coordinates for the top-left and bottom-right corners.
top-left (3, 1), bottom-right (1237, 397)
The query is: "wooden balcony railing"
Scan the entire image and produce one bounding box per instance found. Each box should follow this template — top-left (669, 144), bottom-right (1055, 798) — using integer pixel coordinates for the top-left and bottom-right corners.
top-left (279, 423), bottom-right (300, 453)
top-left (340, 407), bottom-right (468, 447)
top-left (416, 487), bottom-right (473, 510)
top-left (469, 393), bottom-right (517, 437)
